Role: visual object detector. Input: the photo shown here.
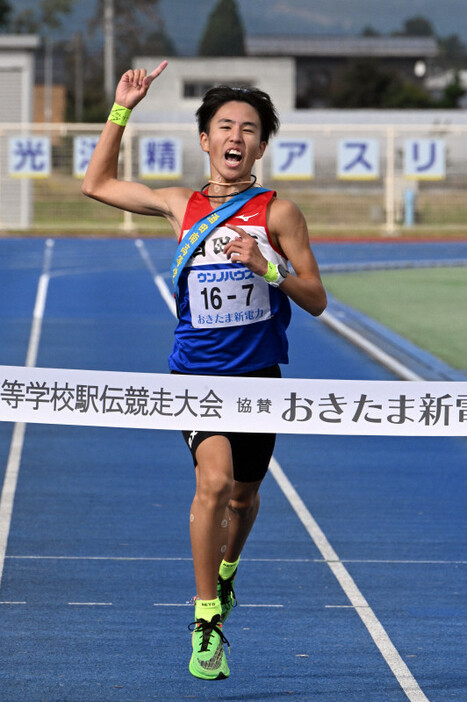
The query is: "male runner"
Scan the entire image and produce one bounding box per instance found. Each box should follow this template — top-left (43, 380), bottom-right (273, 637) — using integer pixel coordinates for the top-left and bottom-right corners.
top-left (82, 61), bottom-right (327, 680)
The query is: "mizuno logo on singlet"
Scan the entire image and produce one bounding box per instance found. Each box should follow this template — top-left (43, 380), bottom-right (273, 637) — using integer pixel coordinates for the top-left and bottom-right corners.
top-left (234, 213), bottom-right (259, 222)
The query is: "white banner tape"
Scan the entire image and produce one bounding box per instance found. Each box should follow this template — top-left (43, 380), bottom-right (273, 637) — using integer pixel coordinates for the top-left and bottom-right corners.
top-left (0, 365), bottom-right (466, 437)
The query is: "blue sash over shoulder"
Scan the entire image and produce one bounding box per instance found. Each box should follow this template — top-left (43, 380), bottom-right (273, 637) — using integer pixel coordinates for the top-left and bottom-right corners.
top-left (170, 187), bottom-right (270, 290)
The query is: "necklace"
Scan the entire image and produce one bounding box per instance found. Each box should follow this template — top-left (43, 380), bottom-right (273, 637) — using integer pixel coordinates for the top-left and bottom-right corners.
top-left (208, 179), bottom-right (253, 186)
top-left (200, 175), bottom-right (257, 199)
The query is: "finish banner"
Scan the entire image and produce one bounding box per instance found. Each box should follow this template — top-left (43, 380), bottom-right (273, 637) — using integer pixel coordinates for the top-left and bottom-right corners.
top-left (0, 365), bottom-right (465, 437)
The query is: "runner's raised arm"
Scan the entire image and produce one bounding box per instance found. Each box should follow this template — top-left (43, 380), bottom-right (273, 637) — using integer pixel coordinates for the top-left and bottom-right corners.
top-left (82, 61), bottom-right (191, 233)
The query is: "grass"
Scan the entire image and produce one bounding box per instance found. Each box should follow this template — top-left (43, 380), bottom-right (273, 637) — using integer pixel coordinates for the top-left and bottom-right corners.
top-left (4, 177), bottom-right (466, 239)
top-left (322, 267), bottom-right (467, 371)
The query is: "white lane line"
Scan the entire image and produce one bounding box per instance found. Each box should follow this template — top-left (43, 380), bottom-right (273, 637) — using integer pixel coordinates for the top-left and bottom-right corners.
top-left (7, 555), bottom-right (193, 561)
top-left (7, 555), bottom-right (465, 565)
top-left (68, 602), bottom-right (113, 607)
top-left (153, 603), bottom-right (196, 607)
top-left (338, 559), bottom-right (466, 565)
top-left (26, 240), bottom-right (54, 366)
top-left (135, 239), bottom-right (177, 317)
top-left (0, 239), bottom-right (55, 593)
top-left (319, 310), bottom-right (423, 381)
top-left (325, 605), bottom-right (370, 609)
top-left (153, 603), bottom-right (283, 608)
top-left (154, 274), bottom-right (177, 316)
top-left (269, 455), bottom-right (430, 702)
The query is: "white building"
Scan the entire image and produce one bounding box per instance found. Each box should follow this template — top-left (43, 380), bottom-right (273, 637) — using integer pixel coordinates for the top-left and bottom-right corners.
top-left (0, 35), bottom-right (39, 122)
top-left (0, 35), bottom-right (40, 229)
top-left (131, 56), bottom-right (295, 122)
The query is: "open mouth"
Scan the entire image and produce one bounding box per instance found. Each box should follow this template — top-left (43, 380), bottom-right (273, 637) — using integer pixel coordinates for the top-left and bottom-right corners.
top-left (225, 148), bottom-right (242, 164)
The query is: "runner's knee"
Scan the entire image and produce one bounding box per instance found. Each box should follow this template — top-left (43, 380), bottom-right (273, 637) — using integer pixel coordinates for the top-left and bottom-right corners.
top-left (229, 484), bottom-right (260, 515)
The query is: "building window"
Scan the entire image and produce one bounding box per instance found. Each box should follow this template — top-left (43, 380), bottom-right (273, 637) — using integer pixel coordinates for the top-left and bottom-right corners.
top-left (183, 80), bottom-right (253, 99)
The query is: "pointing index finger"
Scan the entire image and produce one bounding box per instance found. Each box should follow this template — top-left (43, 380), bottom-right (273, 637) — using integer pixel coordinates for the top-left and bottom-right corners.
top-left (226, 224), bottom-right (246, 237)
top-left (144, 60), bottom-right (168, 87)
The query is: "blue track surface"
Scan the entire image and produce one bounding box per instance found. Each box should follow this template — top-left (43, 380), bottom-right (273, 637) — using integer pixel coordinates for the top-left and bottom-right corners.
top-left (0, 238), bottom-right (465, 702)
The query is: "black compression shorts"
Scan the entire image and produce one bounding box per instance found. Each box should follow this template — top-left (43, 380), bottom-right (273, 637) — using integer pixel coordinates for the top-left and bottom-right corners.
top-left (178, 364), bottom-right (281, 483)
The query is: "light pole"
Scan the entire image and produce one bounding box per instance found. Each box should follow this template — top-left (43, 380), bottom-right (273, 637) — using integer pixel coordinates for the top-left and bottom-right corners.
top-left (104, 0), bottom-right (115, 107)
top-left (44, 35), bottom-right (53, 123)
top-left (74, 32), bottom-right (84, 122)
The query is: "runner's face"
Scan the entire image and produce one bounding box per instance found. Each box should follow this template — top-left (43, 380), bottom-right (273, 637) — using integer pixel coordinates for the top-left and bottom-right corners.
top-left (200, 101), bottom-right (266, 182)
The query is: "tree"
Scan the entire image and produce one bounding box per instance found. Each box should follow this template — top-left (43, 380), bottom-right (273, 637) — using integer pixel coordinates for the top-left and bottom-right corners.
top-left (330, 60), bottom-right (432, 109)
top-left (0, 0), bottom-right (11, 29)
top-left (399, 16), bottom-right (435, 37)
top-left (11, 0), bottom-right (73, 32)
top-left (436, 73), bottom-right (465, 108)
top-left (135, 27), bottom-right (177, 59)
top-left (330, 61), bottom-right (398, 108)
top-left (385, 81), bottom-right (432, 109)
top-left (438, 34), bottom-right (467, 70)
top-left (88, 0), bottom-right (175, 79)
top-left (360, 25), bottom-right (380, 37)
top-left (10, 1), bottom-right (74, 122)
top-left (83, 0), bottom-right (175, 121)
top-left (198, 0), bottom-right (245, 56)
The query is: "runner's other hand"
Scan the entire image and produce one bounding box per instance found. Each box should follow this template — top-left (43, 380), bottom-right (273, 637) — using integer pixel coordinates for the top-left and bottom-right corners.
top-left (224, 225), bottom-right (268, 276)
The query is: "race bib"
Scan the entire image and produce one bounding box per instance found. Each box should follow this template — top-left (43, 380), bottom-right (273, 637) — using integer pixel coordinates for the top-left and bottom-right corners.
top-left (187, 265), bottom-right (272, 329)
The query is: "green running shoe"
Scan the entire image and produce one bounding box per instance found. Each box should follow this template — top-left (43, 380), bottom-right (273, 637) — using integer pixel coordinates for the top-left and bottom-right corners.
top-left (217, 569), bottom-right (238, 623)
top-left (188, 614), bottom-right (230, 680)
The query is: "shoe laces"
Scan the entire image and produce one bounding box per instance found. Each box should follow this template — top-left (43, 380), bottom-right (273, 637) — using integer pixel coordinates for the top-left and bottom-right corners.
top-left (188, 614), bottom-right (230, 653)
top-left (218, 571), bottom-right (238, 609)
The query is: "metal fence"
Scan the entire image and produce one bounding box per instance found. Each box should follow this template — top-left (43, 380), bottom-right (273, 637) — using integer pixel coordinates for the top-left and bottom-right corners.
top-left (1, 122), bottom-right (467, 235)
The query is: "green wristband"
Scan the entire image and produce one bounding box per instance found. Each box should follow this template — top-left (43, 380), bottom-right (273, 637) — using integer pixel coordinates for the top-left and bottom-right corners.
top-left (108, 102), bottom-right (132, 127)
top-left (262, 261), bottom-right (279, 284)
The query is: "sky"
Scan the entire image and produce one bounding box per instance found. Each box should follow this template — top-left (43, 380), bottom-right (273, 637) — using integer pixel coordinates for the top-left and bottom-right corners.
top-left (9, 0), bottom-right (467, 54)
